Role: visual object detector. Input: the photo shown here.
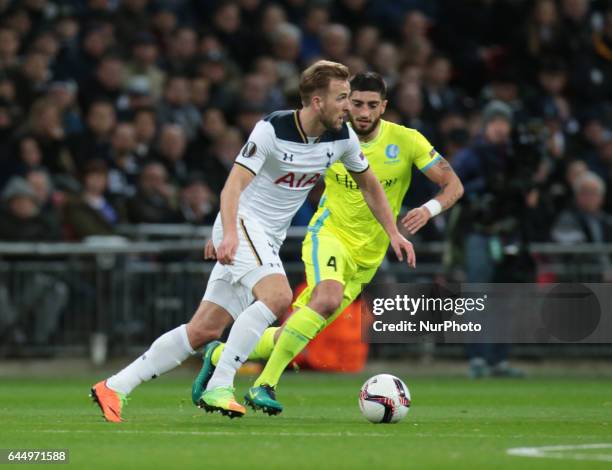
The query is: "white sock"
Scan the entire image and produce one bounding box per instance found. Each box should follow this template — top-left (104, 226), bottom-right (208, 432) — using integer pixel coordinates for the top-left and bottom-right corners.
top-left (106, 324), bottom-right (195, 395)
top-left (206, 301), bottom-right (277, 391)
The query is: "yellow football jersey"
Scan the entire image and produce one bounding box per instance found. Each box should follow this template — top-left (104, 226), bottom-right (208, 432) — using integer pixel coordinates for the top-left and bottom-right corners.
top-left (308, 119), bottom-right (441, 267)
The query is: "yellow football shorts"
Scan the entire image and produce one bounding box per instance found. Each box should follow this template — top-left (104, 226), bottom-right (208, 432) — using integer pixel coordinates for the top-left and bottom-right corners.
top-left (294, 229), bottom-right (378, 326)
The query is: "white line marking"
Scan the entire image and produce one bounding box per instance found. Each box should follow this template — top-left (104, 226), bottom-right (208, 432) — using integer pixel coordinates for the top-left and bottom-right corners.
top-left (14, 429), bottom-right (391, 438)
top-left (15, 429), bottom-right (612, 442)
top-left (507, 443), bottom-right (612, 462)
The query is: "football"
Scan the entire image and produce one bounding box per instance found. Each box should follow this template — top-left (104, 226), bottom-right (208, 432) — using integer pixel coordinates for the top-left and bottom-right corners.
top-left (359, 374), bottom-right (411, 423)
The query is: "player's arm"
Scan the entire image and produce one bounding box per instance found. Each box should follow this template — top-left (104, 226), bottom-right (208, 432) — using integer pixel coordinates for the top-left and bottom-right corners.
top-left (216, 120), bottom-right (273, 264)
top-left (217, 165), bottom-right (255, 264)
top-left (350, 168), bottom-right (416, 268)
top-left (401, 157), bottom-right (464, 235)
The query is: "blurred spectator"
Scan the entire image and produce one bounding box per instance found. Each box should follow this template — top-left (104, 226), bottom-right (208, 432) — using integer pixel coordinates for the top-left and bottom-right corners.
top-left (114, 0), bottom-right (151, 46)
top-left (518, 0), bottom-right (566, 69)
top-left (551, 159), bottom-right (590, 212)
top-left (107, 123), bottom-right (140, 198)
top-left (3, 136), bottom-right (43, 185)
top-left (25, 98), bottom-right (71, 175)
top-left (126, 160), bottom-right (179, 223)
top-left (78, 54), bottom-right (126, 114)
top-left (64, 159), bottom-right (124, 239)
top-left (150, 4), bottom-right (177, 49)
top-left (211, 126), bottom-right (244, 170)
top-left (0, 176), bottom-right (61, 241)
top-left (560, 0), bottom-right (593, 56)
top-left (196, 51), bottom-right (235, 112)
top-left (131, 106), bottom-right (157, 158)
top-left (157, 75), bottom-right (201, 140)
top-left (320, 23), bottom-right (351, 63)
top-left (0, 96), bottom-right (18, 162)
top-left (570, 113), bottom-right (610, 162)
top-left (190, 77), bottom-right (210, 111)
top-left (124, 31), bottom-right (165, 101)
top-left (122, 76), bottom-right (155, 120)
top-left (30, 30), bottom-right (60, 64)
top-left (25, 166), bottom-right (66, 235)
top-left (300, 4), bottom-right (328, 61)
top-left (80, 0), bottom-right (115, 27)
top-left (25, 168), bottom-right (56, 211)
top-left (253, 55), bottom-right (287, 109)
top-left (552, 171), bottom-right (612, 280)
top-left (372, 42), bottom-right (399, 89)
top-left (586, 138), bottom-right (612, 204)
top-left (69, 25), bottom-right (111, 82)
top-left (164, 26), bottom-right (198, 76)
top-left (270, 22), bottom-right (301, 91)
top-left (0, 26), bottom-right (20, 73)
top-left (452, 100), bottom-right (540, 378)
top-left (229, 72), bottom-right (277, 116)
top-left (4, 8), bottom-right (33, 42)
top-left (481, 69), bottom-right (525, 120)
top-left (331, 0), bottom-right (372, 30)
top-left (53, 14), bottom-right (80, 79)
top-left (422, 54), bottom-right (459, 121)
top-left (570, 7), bottom-right (612, 111)
top-left (398, 10), bottom-right (432, 66)
top-left (436, 110), bottom-right (469, 156)
top-left (198, 31), bottom-right (224, 58)
top-left (344, 55), bottom-right (367, 76)
top-left (235, 104), bottom-right (265, 137)
top-left (0, 176), bottom-right (67, 346)
top-left (69, 99), bottom-right (116, 170)
top-left (178, 175), bottom-right (218, 225)
top-left (530, 57), bottom-right (572, 125)
top-left (15, 51), bottom-right (51, 110)
top-left (211, 1), bottom-right (251, 67)
top-left (186, 109), bottom-right (229, 194)
top-left (394, 82), bottom-right (434, 138)
top-left (150, 124), bottom-right (189, 185)
top-left (260, 3), bottom-right (288, 43)
top-left (0, 74), bottom-right (18, 105)
top-left (45, 80), bottom-right (83, 136)
top-left (354, 25), bottom-right (380, 60)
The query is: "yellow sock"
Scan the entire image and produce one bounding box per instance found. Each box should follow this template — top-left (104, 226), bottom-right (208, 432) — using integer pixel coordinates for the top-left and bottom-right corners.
top-left (211, 342), bottom-right (224, 366)
top-left (254, 306), bottom-right (326, 388)
top-left (211, 327), bottom-right (279, 366)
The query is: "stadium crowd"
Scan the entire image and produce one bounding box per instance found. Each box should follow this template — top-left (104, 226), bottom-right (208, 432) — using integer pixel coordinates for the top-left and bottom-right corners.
top-left (0, 0), bottom-right (610, 247)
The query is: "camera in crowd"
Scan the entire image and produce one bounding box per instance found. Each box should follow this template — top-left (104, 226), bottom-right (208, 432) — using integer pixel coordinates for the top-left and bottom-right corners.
top-left (463, 118), bottom-right (548, 236)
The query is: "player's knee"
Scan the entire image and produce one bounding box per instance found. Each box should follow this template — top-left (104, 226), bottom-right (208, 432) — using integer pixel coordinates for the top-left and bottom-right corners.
top-left (259, 288), bottom-right (293, 317)
top-left (186, 321), bottom-right (224, 349)
top-left (311, 297), bottom-right (342, 317)
top-left (186, 310), bottom-right (227, 348)
top-left (310, 284), bottom-right (344, 317)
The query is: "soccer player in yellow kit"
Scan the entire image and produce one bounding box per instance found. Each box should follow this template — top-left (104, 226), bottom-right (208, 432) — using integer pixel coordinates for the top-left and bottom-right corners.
top-left (194, 72), bottom-right (463, 414)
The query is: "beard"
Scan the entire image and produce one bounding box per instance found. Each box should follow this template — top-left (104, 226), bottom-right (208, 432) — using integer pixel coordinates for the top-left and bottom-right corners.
top-left (319, 108), bottom-right (344, 131)
top-left (350, 116), bottom-right (381, 136)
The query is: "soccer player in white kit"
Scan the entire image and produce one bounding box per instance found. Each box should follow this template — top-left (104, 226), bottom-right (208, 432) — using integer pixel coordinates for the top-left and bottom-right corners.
top-left (90, 61), bottom-right (415, 421)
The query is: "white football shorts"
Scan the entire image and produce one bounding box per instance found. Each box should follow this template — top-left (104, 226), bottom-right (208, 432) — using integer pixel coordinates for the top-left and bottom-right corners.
top-left (202, 214), bottom-right (285, 319)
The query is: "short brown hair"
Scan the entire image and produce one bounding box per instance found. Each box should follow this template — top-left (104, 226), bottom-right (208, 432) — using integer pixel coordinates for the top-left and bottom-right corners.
top-left (299, 60), bottom-right (349, 106)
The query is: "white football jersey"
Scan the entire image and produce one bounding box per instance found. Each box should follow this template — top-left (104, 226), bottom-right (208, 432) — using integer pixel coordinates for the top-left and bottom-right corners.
top-left (234, 110), bottom-right (369, 246)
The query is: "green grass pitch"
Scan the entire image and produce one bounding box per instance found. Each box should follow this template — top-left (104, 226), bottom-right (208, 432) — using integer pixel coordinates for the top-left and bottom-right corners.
top-left (1, 372), bottom-right (611, 469)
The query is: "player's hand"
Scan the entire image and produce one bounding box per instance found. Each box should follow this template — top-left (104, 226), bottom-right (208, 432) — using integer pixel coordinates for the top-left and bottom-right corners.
top-left (217, 233), bottom-right (238, 265)
top-left (390, 233), bottom-right (416, 268)
top-left (203, 239), bottom-right (217, 260)
top-left (401, 207), bottom-right (431, 235)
